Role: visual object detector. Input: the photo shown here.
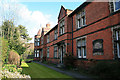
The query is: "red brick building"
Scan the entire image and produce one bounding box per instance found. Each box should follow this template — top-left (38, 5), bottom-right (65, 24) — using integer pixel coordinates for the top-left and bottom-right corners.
top-left (34, 0), bottom-right (120, 64)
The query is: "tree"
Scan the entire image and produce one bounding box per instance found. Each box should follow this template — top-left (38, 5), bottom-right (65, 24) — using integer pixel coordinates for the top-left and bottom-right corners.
top-left (1, 38), bottom-right (9, 63)
top-left (1, 20), bottom-right (32, 56)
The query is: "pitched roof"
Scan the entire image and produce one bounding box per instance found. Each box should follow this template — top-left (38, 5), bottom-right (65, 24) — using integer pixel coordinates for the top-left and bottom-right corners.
top-left (68, 2), bottom-right (91, 17)
top-left (37, 29), bottom-right (41, 36)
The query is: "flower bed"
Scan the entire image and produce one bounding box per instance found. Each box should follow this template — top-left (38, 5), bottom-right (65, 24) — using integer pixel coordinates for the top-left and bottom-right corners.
top-left (0, 69), bottom-right (31, 79)
top-left (1, 64), bottom-right (31, 79)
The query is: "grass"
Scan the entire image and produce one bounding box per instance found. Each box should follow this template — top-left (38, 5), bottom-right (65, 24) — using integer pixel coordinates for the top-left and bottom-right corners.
top-left (21, 62), bottom-right (29, 68)
top-left (22, 62), bottom-right (73, 78)
top-left (25, 59), bottom-right (33, 61)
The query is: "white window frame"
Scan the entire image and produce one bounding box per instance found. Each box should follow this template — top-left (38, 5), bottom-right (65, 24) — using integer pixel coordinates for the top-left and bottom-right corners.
top-left (113, 0), bottom-right (120, 12)
top-left (37, 50), bottom-right (39, 57)
top-left (76, 9), bottom-right (86, 28)
top-left (59, 18), bottom-right (65, 35)
top-left (47, 47), bottom-right (49, 58)
top-left (34, 50), bottom-right (36, 57)
top-left (54, 28), bottom-right (58, 39)
top-left (41, 49), bottom-right (43, 58)
top-left (37, 42), bottom-right (39, 46)
top-left (54, 45), bottom-right (58, 58)
top-left (116, 31), bottom-right (120, 58)
top-left (77, 36), bottom-right (86, 58)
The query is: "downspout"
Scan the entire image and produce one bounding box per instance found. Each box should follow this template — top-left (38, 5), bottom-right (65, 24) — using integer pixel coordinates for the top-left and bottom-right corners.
top-left (72, 16), bottom-right (73, 55)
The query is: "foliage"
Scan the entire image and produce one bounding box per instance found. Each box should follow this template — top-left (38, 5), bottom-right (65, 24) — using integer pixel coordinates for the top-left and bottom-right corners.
top-left (1, 38), bottom-right (9, 63)
top-left (1, 69), bottom-right (31, 79)
top-left (1, 20), bottom-right (32, 56)
top-left (63, 53), bottom-right (77, 69)
top-left (8, 50), bottom-right (20, 66)
top-left (41, 56), bottom-right (46, 62)
top-left (17, 68), bottom-right (23, 73)
top-left (87, 61), bottom-right (120, 79)
top-left (2, 64), bottom-right (17, 73)
top-left (21, 62), bottom-right (29, 68)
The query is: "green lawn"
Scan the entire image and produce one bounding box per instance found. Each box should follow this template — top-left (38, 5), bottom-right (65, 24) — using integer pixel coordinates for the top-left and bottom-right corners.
top-left (22, 62), bottom-right (73, 78)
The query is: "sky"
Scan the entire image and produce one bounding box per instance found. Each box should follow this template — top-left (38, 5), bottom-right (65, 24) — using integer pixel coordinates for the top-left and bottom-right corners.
top-left (0, 0), bottom-right (85, 43)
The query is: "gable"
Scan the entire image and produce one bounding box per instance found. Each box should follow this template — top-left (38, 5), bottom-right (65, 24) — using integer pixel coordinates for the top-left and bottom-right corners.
top-left (58, 6), bottom-right (66, 20)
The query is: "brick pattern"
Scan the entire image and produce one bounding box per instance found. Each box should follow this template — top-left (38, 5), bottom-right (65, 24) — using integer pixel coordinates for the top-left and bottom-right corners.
top-left (34, 1), bottom-right (120, 63)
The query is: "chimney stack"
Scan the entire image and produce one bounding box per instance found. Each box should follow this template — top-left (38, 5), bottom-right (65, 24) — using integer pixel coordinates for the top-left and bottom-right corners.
top-left (46, 23), bottom-right (50, 27)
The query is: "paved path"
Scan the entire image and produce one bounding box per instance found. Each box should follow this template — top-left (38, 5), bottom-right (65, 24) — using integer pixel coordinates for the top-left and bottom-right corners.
top-left (34, 61), bottom-right (94, 80)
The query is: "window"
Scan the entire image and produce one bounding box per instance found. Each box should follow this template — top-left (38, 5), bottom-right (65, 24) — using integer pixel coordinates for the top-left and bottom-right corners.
top-left (54, 46), bottom-right (58, 58)
top-left (115, 30), bottom-right (120, 58)
top-left (109, 0), bottom-right (120, 12)
top-left (38, 38), bottom-right (40, 41)
top-left (37, 50), bottom-right (39, 57)
top-left (59, 19), bottom-right (65, 35)
top-left (41, 36), bottom-right (43, 45)
top-left (114, 0), bottom-right (120, 11)
top-left (54, 28), bottom-right (58, 40)
top-left (47, 47), bottom-right (49, 58)
top-left (34, 38), bottom-right (37, 46)
top-left (77, 37), bottom-right (86, 58)
top-left (47, 34), bottom-right (50, 43)
top-left (37, 42), bottom-right (40, 46)
top-left (93, 39), bottom-right (103, 55)
top-left (41, 49), bottom-right (43, 58)
top-left (76, 9), bottom-right (86, 28)
top-left (34, 50), bottom-right (36, 57)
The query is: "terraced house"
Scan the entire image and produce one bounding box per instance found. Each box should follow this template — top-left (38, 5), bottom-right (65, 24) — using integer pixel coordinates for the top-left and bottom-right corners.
top-left (34, 0), bottom-right (120, 65)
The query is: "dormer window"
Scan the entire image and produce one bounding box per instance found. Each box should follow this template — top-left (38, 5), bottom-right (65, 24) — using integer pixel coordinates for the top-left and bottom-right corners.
top-left (76, 9), bottom-right (86, 28)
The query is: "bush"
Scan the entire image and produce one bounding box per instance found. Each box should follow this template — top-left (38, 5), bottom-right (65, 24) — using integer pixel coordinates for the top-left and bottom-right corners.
top-left (8, 50), bottom-right (20, 66)
top-left (2, 64), bottom-right (17, 73)
top-left (89, 61), bottom-right (120, 79)
top-left (63, 53), bottom-right (77, 69)
top-left (17, 68), bottom-right (22, 73)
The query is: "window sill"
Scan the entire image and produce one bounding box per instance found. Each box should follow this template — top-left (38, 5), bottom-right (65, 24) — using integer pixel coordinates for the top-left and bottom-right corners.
top-left (58, 33), bottom-right (66, 37)
top-left (77, 58), bottom-right (88, 60)
top-left (76, 25), bottom-right (87, 31)
top-left (110, 9), bottom-right (120, 16)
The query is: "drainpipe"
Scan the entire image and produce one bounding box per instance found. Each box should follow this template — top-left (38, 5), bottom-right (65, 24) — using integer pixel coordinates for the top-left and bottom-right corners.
top-left (72, 16), bottom-right (73, 55)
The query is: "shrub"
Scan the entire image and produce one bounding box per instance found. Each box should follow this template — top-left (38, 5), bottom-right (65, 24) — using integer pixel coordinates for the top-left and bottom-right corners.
top-left (1, 69), bottom-right (31, 79)
top-left (41, 56), bottom-right (46, 62)
top-left (8, 50), bottom-right (20, 66)
top-left (89, 61), bottom-right (120, 79)
top-left (17, 68), bottom-right (22, 73)
top-left (63, 53), bottom-right (77, 69)
top-left (2, 64), bottom-right (17, 73)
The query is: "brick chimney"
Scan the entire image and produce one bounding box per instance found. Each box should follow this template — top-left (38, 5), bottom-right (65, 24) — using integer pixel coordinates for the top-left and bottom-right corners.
top-left (46, 23), bottom-right (50, 28)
